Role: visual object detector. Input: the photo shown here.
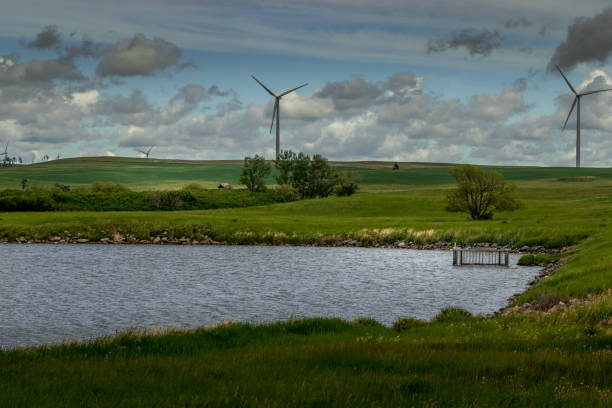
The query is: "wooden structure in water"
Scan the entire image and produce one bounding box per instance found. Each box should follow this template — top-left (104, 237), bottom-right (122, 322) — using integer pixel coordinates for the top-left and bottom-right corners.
top-left (453, 247), bottom-right (509, 266)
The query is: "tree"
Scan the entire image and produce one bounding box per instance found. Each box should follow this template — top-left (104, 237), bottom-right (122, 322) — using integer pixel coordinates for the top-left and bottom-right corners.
top-left (274, 151), bottom-right (344, 198)
top-left (274, 150), bottom-right (296, 185)
top-left (307, 154), bottom-right (339, 198)
top-left (445, 164), bottom-right (521, 220)
top-left (392, 162), bottom-right (400, 170)
top-left (240, 155), bottom-right (270, 192)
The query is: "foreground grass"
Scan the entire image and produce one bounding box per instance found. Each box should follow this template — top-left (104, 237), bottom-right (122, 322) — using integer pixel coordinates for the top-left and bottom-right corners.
top-left (2, 301), bottom-right (611, 406)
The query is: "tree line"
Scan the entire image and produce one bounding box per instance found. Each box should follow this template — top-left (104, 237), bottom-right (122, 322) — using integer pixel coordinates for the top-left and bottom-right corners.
top-left (240, 150), bottom-right (358, 197)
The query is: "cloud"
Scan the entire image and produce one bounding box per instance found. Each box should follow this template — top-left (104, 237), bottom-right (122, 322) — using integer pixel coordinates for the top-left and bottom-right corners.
top-left (504, 17), bottom-right (532, 29)
top-left (170, 84), bottom-right (206, 105)
top-left (0, 57), bottom-right (85, 86)
top-left (96, 33), bottom-right (185, 77)
top-left (94, 84), bottom-right (207, 128)
top-left (426, 28), bottom-right (503, 57)
top-left (27, 25), bottom-right (62, 50)
top-left (548, 8), bottom-right (612, 72)
top-left (208, 85), bottom-right (231, 97)
top-left (314, 75), bottom-right (382, 112)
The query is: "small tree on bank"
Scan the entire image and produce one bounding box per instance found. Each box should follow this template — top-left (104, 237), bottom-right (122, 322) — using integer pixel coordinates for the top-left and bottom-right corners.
top-left (240, 155), bottom-right (270, 192)
top-left (445, 164), bottom-right (521, 220)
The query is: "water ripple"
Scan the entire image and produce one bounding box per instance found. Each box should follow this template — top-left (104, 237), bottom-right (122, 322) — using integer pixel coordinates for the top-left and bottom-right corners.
top-left (0, 244), bottom-right (538, 348)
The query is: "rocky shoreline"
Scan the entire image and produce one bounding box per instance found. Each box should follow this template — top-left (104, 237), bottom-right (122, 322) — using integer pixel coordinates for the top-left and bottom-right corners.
top-left (1, 234), bottom-right (571, 255)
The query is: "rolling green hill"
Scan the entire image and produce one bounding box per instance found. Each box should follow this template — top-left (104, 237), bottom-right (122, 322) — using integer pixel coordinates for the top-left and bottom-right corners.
top-left (3, 156), bottom-right (612, 191)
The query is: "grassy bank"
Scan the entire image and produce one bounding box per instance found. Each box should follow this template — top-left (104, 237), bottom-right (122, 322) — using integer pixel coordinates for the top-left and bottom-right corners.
top-left (2, 300), bottom-right (611, 406)
top-left (1, 161), bottom-right (612, 405)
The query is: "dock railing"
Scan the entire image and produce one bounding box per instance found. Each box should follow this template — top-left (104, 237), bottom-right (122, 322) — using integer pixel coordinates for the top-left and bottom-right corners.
top-left (452, 247), bottom-right (509, 266)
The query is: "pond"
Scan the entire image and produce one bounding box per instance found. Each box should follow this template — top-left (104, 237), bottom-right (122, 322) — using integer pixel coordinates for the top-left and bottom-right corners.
top-left (0, 244), bottom-right (538, 349)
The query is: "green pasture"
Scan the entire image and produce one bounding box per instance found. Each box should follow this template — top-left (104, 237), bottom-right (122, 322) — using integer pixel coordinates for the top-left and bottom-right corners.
top-left (1, 158), bottom-right (612, 406)
top-left (4, 156), bottom-right (612, 191)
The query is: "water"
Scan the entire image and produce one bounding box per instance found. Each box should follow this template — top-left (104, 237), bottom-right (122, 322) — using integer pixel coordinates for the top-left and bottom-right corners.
top-left (0, 244), bottom-right (538, 349)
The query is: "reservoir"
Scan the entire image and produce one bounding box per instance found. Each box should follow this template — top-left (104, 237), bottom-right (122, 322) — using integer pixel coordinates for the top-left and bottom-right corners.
top-left (0, 244), bottom-right (538, 349)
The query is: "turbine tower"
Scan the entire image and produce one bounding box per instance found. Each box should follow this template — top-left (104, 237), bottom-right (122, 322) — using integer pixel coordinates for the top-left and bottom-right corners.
top-left (136, 146), bottom-right (154, 159)
top-left (251, 75), bottom-right (307, 159)
top-left (557, 65), bottom-right (612, 167)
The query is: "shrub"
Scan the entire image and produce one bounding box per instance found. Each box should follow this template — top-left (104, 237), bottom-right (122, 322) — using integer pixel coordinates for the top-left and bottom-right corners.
top-left (335, 180), bottom-right (358, 196)
top-left (91, 182), bottom-right (130, 193)
top-left (518, 253), bottom-right (560, 266)
top-left (272, 184), bottom-right (299, 202)
top-left (432, 307), bottom-right (473, 323)
top-left (392, 317), bottom-right (426, 332)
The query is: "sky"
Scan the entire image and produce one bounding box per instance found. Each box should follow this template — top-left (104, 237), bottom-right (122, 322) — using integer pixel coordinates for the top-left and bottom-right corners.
top-left (2, 0), bottom-right (612, 166)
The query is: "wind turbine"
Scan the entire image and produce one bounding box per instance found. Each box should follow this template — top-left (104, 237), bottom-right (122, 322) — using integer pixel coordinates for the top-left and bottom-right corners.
top-left (557, 65), bottom-right (612, 167)
top-left (251, 75), bottom-right (307, 159)
top-left (1, 142), bottom-right (9, 166)
top-left (136, 146), bottom-right (154, 159)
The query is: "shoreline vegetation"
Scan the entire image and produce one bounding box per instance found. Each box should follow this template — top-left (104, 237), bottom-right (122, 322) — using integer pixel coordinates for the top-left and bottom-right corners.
top-left (1, 158), bottom-right (611, 406)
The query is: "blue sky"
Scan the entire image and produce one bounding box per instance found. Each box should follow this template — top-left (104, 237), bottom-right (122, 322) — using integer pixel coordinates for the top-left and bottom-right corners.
top-left (2, 0), bottom-right (612, 166)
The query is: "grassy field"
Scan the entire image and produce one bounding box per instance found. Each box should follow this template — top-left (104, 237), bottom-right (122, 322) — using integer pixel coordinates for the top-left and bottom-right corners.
top-left (1, 158), bottom-right (612, 406)
top-left (4, 156), bottom-right (612, 191)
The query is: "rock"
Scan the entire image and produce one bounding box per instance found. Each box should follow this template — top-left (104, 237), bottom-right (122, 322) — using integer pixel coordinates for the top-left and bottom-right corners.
top-left (100, 237), bottom-right (110, 243)
top-left (397, 241), bottom-right (407, 248)
top-left (76, 238), bottom-right (89, 243)
top-left (113, 233), bottom-right (124, 242)
top-left (153, 236), bottom-right (161, 244)
top-left (49, 235), bottom-right (61, 242)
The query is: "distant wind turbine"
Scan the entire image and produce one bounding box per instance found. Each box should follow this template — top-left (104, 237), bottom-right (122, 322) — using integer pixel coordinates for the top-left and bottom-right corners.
top-left (136, 146), bottom-right (154, 159)
top-left (251, 75), bottom-right (307, 159)
top-left (557, 65), bottom-right (612, 167)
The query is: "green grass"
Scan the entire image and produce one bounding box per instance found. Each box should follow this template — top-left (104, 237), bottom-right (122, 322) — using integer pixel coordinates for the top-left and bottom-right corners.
top-left (6, 156), bottom-right (612, 191)
top-left (2, 159), bottom-right (612, 406)
top-left (2, 306), bottom-right (611, 406)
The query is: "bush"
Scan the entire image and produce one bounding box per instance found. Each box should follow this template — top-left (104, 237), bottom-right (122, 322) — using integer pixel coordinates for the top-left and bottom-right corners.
top-left (392, 317), bottom-right (426, 332)
top-left (91, 182), bottom-right (130, 193)
top-left (518, 253), bottom-right (560, 266)
top-left (335, 180), bottom-right (358, 196)
top-left (272, 184), bottom-right (299, 202)
top-left (432, 307), bottom-right (473, 323)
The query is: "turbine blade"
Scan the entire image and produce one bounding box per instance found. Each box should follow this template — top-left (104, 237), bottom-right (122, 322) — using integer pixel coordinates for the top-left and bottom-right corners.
top-left (579, 88), bottom-right (612, 96)
top-left (251, 75), bottom-right (277, 97)
top-left (562, 97), bottom-right (577, 130)
top-left (269, 100), bottom-right (278, 134)
top-left (279, 83), bottom-right (308, 97)
top-left (556, 65), bottom-right (577, 95)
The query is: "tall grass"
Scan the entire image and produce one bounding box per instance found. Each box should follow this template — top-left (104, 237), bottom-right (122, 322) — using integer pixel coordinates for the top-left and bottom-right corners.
top-left (1, 307), bottom-right (611, 406)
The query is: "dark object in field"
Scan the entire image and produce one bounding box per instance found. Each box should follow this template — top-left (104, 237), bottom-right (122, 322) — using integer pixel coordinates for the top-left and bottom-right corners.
top-left (218, 183), bottom-right (233, 190)
top-left (392, 162), bottom-right (400, 170)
